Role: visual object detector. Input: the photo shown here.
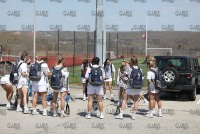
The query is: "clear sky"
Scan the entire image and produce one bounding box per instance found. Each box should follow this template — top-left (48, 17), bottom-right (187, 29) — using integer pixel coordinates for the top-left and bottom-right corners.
top-left (0, 0), bottom-right (199, 31)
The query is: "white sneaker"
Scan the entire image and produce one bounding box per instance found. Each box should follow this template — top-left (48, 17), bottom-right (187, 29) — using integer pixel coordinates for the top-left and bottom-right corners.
top-left (85, 113), bottom-right (91, 119)
top-left (47, 101), bottom-right (51, 106)
top-left (103, 95), bottom-right (106, 100)
top-left (145, 112), bottom-right (153, 118)
top-left (60, 113), bottom-right (67, 118)
top-left (131, 114), bottom-right (135, 120)
top-left (158, 112), bottom-right (162, 117)
top-left (6, 103), bottom-right (15, 109)
top-left (43, 110), bottom-right (48, 116)
top-left (16, 107), bottom-right (22, 112)
top-left (152, 110), bottom-right (157, 116)
top-left (99, 113), bottom-right (104, 119)
top-left (53, 112), bottom-right (58, 117)
top-left (83, 96), bottom-right (86, 101)
top-left (115, 113), bottom-right (123, 119)
top-left (32, 110), bottom-right (39, 115)
top-left (24, 108), bottom-right (30, 114)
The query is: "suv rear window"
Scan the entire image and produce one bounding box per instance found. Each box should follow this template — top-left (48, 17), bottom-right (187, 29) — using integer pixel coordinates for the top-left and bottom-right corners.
top-left (156, 58), bottom-right (187, 70)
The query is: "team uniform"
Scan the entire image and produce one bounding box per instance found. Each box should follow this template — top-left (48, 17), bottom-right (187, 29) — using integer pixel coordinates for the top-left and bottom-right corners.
top-left (126, 66), bottom-right (143, 95)
top-left (17, 60), bottom-right (29, 89)
top-left (103, 63), bottom-right (115, 82)
top-left (85, 65), bottom-right (105, 95)
top-left (32, 62), bottom-right (50, 93)
top-left (53, 65), bottom-right (69, 92)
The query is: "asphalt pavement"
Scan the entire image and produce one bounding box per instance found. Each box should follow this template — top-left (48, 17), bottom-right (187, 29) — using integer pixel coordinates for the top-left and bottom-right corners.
top-left (0, 85), bottom-right (200, 134)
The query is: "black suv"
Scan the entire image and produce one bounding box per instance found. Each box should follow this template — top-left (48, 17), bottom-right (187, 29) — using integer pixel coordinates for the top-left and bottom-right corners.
top-left (155, 56), bottom-right (200, 101)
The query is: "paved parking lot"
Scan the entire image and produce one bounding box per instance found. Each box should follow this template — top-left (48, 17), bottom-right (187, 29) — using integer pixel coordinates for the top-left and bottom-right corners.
top-left (0, 85), bottom-right (200, 134)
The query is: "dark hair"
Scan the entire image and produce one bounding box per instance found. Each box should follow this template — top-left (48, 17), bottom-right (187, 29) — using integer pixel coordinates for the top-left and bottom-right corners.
top-left (104, 58), bottom-right (110, 69)
top-left (130, 57), bottom-right (138, 66)
top-left (21, 51), bottom-right (28, 61)
top-left (92, 57), bottom-right (100, 65)
top-left (83, 59), bottom-right (88, 69)
top-left (120, 65), bottom-right (125, 71)
top-left (41, 57), bottom-right (48, 62)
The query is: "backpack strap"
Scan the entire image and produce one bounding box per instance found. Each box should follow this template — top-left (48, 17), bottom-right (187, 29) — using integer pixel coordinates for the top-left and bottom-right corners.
top-left (17, 62), bottom-right (23, 71)
top-left (149, 69), bottom-right (157, 85)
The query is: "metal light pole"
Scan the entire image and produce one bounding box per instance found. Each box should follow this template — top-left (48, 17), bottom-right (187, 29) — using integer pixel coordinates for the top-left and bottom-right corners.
top-left (145, 16), bottom-right (148, 56)
top-left (33, 0), bottom-right (36, 63)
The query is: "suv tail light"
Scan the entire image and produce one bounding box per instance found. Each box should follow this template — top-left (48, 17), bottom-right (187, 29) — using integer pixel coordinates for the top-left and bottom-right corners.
top-left (186, 73), bottom-right (192, 79)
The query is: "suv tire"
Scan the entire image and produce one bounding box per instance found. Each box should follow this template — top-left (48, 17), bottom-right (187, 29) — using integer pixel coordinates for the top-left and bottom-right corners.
top-left (162, 67), bottom-right (179, 86)
top-left (189, 87), bottom-right (196, 101)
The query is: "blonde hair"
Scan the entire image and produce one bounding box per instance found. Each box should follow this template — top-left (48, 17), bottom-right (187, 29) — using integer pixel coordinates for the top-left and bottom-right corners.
top-left (147, 57), bottom-right (156, 68)
top-left (56, 54), bottom-right (64, 65)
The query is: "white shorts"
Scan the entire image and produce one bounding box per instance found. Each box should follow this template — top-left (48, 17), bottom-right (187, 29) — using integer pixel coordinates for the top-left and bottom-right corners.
top-left (32, 81), bottom-right (47, 92)
top-left (87, 83), bottom-right (104, 95)
top-left (0, 76), bottom-right (12, 85)
top-left (53, 87), bottom-right (69, 93)
top-left (104, 78), bottom-right (112, 82)
top-left (17, 80), bottom-right (29, 89)
top-left (81, 77), bottom-right (86, 84)
top-left (126, 88), bottom-right (141, 96)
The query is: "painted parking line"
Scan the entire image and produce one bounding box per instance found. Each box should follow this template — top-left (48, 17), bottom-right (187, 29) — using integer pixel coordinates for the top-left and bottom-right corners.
top-left (197, 99), bottom-right (200, 105)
